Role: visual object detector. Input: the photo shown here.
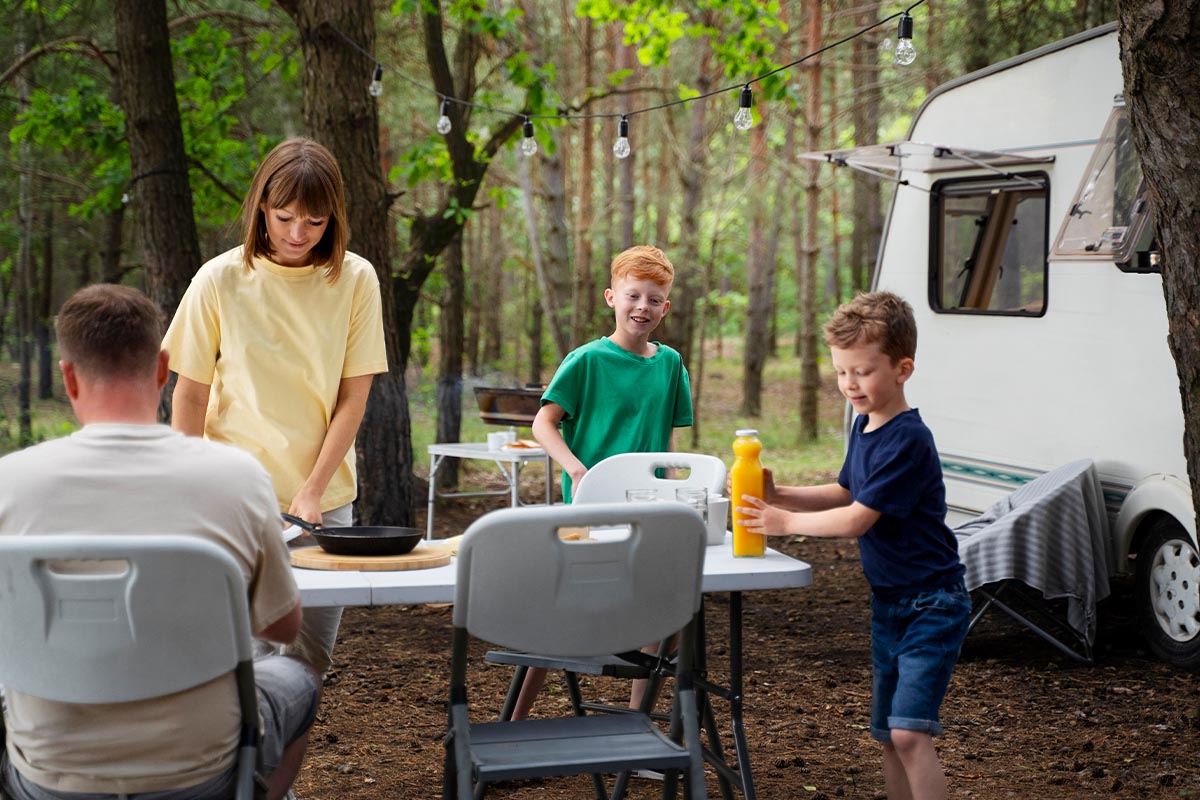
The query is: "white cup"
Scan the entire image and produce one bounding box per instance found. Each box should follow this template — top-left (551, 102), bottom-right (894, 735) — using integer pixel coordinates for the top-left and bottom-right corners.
top-left (487, 431), bottom-right (508, 451)
top-left (705, 496), bottom-right (730, 546)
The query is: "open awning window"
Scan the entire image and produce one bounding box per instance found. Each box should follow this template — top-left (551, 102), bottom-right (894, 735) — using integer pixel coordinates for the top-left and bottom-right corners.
top-left (797, 142), bottom-right (1054, 187)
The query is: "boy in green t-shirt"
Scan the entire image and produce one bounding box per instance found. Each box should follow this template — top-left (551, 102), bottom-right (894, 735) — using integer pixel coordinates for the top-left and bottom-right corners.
top-left (510, 245), bottom-right (693, 721)
top-left (532, 244), bottom-right (693, 502)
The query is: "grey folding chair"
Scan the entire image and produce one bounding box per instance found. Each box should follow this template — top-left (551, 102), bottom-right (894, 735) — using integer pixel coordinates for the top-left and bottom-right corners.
top-left (444, 502), bottom-right (708, 799)
top-left (0, 535), bottom-right (263, 800)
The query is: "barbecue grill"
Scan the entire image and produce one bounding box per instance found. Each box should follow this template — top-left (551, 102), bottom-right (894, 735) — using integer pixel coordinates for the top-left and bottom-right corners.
top-left (473, 386), bottom-right (545, 427)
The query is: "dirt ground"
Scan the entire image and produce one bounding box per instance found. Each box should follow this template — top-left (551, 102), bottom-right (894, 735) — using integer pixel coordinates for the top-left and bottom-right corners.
top-left (293, 475), bottom-right (1200, 800)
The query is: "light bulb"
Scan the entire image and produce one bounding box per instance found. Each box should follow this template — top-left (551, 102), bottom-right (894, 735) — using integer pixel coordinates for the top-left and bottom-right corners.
top-left (878, 37), bottom-right (893, 54)
top-left (613, 117), bottom-right (630, 159)
top-left (368, 63), bottom-right (383, 97)
top-left (521, 119), bottom-right (538, 156)
top-left (734, 85), bottom-right (754, 131)
top-left (436, 99), bottom-right (452, 135)
top-left (894, 13), bottom-right (916, 66)
top-left (121, 191), bottom-right (130, 205)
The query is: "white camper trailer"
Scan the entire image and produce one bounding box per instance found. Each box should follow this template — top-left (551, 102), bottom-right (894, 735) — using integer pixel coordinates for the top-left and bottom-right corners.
top-left (803, 23), bottom-right (1199, 666)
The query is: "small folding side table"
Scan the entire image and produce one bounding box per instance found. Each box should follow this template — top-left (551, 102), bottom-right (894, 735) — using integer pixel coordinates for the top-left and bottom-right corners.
top-left (425, 442), bottom-right (554, 539)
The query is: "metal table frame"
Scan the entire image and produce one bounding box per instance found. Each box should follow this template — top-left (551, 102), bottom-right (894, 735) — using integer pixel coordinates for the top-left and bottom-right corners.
top-left (425, 442), bottom-right (554, 539)
top-left (295, 534), bottom-right (811, 798)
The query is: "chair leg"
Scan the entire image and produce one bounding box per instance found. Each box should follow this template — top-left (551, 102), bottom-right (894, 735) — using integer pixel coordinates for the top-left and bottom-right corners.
top-left (498, 665), bottom-right (528, 722)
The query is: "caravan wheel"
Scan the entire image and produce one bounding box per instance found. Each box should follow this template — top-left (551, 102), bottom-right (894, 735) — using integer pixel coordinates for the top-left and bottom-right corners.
top-left (1137, 518), bottom-right (1200, 668)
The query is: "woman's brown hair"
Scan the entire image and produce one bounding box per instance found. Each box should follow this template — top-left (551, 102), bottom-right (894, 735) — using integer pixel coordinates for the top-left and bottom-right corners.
top-left (240, 138), bottom-right (350, 282)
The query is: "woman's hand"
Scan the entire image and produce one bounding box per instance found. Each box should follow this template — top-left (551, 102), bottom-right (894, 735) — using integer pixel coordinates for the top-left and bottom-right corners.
top-left (287, 489), bottom-right (324, 526)
top-left (735, 494), bottom-right (792, 536)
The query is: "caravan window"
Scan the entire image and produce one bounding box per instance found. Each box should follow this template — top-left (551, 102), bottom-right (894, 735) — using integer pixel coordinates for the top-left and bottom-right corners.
top-left (1052, 105), bottom-right (1154, 268)
top-left (930, 173), bottom-right (1049, 316)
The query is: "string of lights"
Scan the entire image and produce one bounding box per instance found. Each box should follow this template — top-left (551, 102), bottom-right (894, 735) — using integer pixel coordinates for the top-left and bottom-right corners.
top-left (332, 0), bottom-right (927, 160)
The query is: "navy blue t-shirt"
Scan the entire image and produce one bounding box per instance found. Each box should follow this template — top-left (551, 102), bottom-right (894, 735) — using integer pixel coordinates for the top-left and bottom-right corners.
top-left (837, 409), bottom-right (964, 597)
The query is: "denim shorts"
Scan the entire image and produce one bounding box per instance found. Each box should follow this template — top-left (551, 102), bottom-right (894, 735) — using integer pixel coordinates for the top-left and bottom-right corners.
top-left (869, 581), bottom-right (971, 743)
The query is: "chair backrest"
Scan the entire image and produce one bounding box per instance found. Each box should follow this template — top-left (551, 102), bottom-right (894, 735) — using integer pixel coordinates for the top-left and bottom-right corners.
top-left (0, 534), bottom-right (254, 704)
top-left (573, 452), bottom-right (727, 504)
top-left (454, 503), bottom-right (706, 657)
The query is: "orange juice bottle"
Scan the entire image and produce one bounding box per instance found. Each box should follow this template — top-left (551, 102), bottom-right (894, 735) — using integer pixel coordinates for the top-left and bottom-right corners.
top-left (731, 429), bottom-right (766, 557)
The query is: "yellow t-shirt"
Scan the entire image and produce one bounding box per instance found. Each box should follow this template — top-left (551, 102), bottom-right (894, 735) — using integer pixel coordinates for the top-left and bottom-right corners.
top-left (163, 247), bottom-right (389, 511)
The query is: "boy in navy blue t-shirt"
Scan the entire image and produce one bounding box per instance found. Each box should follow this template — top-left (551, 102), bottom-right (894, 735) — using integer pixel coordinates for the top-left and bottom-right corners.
top-left (738, 291), bottom-right (968, 800)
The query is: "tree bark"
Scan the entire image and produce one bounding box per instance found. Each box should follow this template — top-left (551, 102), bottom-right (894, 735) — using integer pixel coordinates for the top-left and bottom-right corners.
top-left (112, 0), bottom-right (199, 323)
top-left (741, 117), bottom-right (771, 418)
top-left (616, 40), bottom-right (635, 251)
top-left (15, 33), bottom-right (33, 446)
top-left (798, 0), bottom-right (823, 441)
top-left (852, 4), bottom-right (883, 292)
top-left (435, 232), bottom-right (465, 490)
top-left (674, 48), bottom-right (712, 379)
top-left (1117, 0), bottom-right (1200, 536)
top-left (38, 204), bottom-right (53, 400)
top-left (572, 19), bottom-right (597, 343)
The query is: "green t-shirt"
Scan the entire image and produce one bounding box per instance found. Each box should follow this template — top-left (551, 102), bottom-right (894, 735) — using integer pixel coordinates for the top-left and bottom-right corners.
top-left (542, 337), bottom-right (693, 501)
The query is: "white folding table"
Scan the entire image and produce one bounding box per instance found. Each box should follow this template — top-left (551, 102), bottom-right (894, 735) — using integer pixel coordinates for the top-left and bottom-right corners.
top-left (294, 534), bottom-right (811, 799)
top-left (425, 442), bottom-right (554, 539)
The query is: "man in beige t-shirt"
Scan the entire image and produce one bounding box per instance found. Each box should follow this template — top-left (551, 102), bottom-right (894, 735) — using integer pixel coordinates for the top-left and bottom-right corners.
top-left (0, 285), bottom-right (319, 800)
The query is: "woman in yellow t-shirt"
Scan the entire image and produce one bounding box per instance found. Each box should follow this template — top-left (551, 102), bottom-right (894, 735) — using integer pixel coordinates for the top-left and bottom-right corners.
top-left (163, 138), bottom-right (389, 674)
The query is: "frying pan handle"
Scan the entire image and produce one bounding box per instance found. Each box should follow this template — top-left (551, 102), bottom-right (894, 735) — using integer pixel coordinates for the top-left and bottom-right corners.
top-left (281, 512), bottom-right (321, 532)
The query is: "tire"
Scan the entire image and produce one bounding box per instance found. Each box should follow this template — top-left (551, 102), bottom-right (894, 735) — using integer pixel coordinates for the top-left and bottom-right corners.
top-left (1136, 517), bottom-right (1200, 669)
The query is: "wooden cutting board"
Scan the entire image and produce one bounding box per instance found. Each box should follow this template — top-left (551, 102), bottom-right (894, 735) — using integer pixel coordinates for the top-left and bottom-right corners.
top-left (290, 545), bottom-right (452, 571)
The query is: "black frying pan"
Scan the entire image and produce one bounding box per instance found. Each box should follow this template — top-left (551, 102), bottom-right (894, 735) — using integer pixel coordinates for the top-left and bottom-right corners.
top-left (281, 513), bottom-right (424, 556)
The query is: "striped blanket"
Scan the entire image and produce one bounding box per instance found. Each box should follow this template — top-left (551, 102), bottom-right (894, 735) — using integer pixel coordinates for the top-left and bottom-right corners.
top-left (953, 459), bottom-right (1111, 644)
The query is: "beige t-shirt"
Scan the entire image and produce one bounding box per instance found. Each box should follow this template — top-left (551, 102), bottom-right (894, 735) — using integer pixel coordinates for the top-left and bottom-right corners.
top-left (163, 247), bottom-right (389, 512)
top-left (0, 424), bottom-right (299, 794)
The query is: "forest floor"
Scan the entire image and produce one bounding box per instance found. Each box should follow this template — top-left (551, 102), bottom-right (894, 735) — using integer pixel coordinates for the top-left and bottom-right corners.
top-left (293, 471), bottom-right (1200, 800)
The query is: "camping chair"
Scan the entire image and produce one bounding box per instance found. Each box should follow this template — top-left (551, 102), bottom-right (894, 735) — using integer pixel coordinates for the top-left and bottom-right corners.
top-left (954, 459), bottom-right (1111, 664)
top-left (0, 535), bottom-right (264, 800)
top-left (487, 452), bottom-right (725, 719)
top-left (445, 502), bottom-right (708, 800)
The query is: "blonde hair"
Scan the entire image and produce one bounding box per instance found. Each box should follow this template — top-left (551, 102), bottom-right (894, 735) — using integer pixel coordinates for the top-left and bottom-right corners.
top-left (240, 138), bottom-right (349, 282)
top-left (610, 245), bottom-right (674, 288)
top-left (57, 284), bottom-right (162, 380)
top-left (823, 291), bottom-right (917, 363)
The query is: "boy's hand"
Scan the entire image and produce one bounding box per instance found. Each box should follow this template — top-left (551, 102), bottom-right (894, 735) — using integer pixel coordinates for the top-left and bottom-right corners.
top-left (568, 466), bottom-right (588, 499)
top-left (735, 495), bottom-right (791, 535)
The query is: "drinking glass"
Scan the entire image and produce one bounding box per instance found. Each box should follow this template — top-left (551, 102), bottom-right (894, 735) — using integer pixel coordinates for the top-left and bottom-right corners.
top-left (675, 487), bottom-right (709, 522)
top-left (625, 489), bottom-right (658, 502)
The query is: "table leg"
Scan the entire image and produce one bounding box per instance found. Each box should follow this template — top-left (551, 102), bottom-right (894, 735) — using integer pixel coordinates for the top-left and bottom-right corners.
top-left (544, 455), bottom-right (552, 505)
top-left (729, 591), bottom-right (756, 799)
top-left (509, 462), bottom-right (520, 507)
top-left (427, 453), bottom-right (444, 540)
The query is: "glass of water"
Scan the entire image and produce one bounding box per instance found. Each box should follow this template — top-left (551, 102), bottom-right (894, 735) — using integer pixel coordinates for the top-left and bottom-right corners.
top-left (625, 489), bottom-right (658, 502)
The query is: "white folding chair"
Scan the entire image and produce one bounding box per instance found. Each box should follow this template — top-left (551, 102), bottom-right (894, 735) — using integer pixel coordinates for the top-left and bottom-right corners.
top-left (488, 452), bottom-right (726, 722)
top-left (445, 503), bottom-right (708, 799)
top-left (0, 535), bottom-right (263, 800)
top-left (573, 452), bottom-right (727, 504)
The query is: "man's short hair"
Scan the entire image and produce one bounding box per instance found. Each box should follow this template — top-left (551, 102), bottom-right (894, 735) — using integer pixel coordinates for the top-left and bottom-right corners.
top-left (56, 284), bottom-right (163, 380)
top-left (610, 245), bottom-right (674, 288)
top-left (823, 291), bottom-right (917, 363)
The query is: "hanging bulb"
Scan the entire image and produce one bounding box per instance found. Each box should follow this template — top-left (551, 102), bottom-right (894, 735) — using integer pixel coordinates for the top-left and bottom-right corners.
top-left (368, 63), bottom-right (384, 97)
top-left (734, 85), bottom-right (754, 131)
top-left (121, 191), bottom-right (130, 205)
top-left (521, 118), bottom-right (538, 157)
top-left (436, 99), bottom-right (452, 135)
top-left (613, 117), bottom-right (631, 159)
top-left (878, 36), bottom-right (894, 54)
top-left (894, 13), bottom-right (916, 66)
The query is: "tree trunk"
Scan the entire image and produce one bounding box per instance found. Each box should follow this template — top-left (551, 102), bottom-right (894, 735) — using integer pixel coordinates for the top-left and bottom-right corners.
top-left (518, 154), bottom-right (571, 359)
top-left (616, 41), bottom-right (635, 251)
top-left (99, 206), bottom-right (125, 283)
top-left (798, 0), bottom-right (823, 441)
top-left (675, 52), bottom-right (712, 380)
top-left (741, 119), bottom-right (771, 418)
top-left (1117, 0), bottom-right (1200, 537)
top-left (482, 207), bottom-right (503, 366)
top-left (15, 34), bottom-right (33, 446)
top-left (572, 19), bottom-right (597, 343)
top-left (112, 0), bottom-right (199, 323)
top-left (852, 5), bottom-right (884, 292)
top-left (964, 0), bottom-right (991, 72)
top-left (435, 233), bottom-right (465, 490)
top-left (37, 204), bottom-right (53, 400)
